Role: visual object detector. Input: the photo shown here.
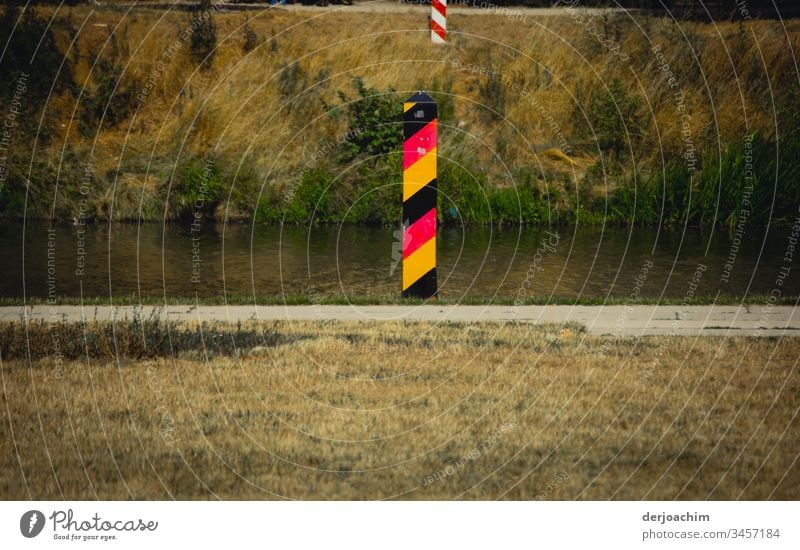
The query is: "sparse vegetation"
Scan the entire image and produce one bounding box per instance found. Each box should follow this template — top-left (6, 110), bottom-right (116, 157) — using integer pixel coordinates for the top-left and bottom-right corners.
top-left (190, 0), bottom-right (218, 68)
top-left (80, 59), bottom-right (138, 137)
top-left (0, 312), bottom-right (287, 360)
top-left (1, 292), bottom-right (798, 306)
top-left (242, 22), bottom-right (259, 53)
top-left (582, 79), bottom-right (642, 160)
top-left (0, 3), bottom-right (73, 121)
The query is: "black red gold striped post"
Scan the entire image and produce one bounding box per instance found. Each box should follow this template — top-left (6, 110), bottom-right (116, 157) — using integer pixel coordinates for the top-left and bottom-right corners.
top-left (402, 92), bottom-right (437, 299)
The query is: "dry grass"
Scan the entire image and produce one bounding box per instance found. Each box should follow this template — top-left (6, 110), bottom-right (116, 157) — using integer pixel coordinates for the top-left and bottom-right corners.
top-left (21, 5), bottom-right (797, 219)
top-left (1, 320), bottom-right (798, 500)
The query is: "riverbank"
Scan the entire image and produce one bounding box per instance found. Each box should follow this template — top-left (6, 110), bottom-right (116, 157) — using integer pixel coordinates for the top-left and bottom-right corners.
top-left (0, 5), bottom-right (798, 227)
top-left (2, 319), bottom-right (798, 499)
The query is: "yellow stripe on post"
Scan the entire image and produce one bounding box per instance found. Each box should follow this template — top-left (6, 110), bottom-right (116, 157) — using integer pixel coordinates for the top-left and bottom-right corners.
top-left (402, 148), bottom-right (437, 201)
top-left (402, 238), bottom-right (436, 291)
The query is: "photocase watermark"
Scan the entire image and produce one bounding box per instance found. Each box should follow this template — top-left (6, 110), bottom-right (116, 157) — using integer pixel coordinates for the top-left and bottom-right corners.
top-left (514, 231), bottom-right (560, 307)
top-left (44, 226), bottom-right (65, 379)
top-left (0, 72), bottom-right (29, 192)
top-left (720, 134), bottom-right (754, 285)
top-left (74, 160), bottom-right (94, 278)
top-left (399, 0), bottom-right (526, 21)
top-left (457, 0), bottom-right (526, 22)
top-left (535, 470), bottom-right (570, 500)
top-left (755, 206), bottom-right (799, 333)
top-left (302, 283), bottom-right (328, 319)
top-left (46, 227), bottom-right (57, 303)
top-left (144, 361), bottom-right (180, 447)
top-left (594, 258), bottom-right (655, 360)
top-left (451, 60), bottom-right (572, 155)
top-left (137, 1), bottom-right (233, 107)
top-left (559, 0), bottom-right (630, 62)
top-left (652, 45), bottom-right (698, 174)
top-left (138, 44), bottom-right (181, 107)
top-left (737, 0), bottom-right (754, 20)
top-left (25, 508), bottom-right (160, 542)
top-left (639, 263), bottom-right (707, 380)
top-left (20, 510), bottom-right (45, 538)
top-left (389, 223), bottom-right (404, 277)
top-left (422, 420), bottom-right (516, 486)
top-left (190, 158), bottom-right (216, 284)
top-left (283, 126), bottom-right (366, 206)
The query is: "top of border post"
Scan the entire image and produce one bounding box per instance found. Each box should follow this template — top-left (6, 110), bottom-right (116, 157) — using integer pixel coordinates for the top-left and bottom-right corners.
top-left (405, 91), bottom-right (436, 104)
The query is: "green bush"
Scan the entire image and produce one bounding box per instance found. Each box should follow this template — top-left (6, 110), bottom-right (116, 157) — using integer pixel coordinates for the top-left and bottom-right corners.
top-left (489, 185), bottom-right (545, 225)
top-left (174, 158), bottom-right (223, 218)
top-left (283, 166), bottom-right (333, 223)
top-left (438, 159), bottom-right (491, 223)
top-left (342, 154), bottom-right (401, 224)
top-left (607, 171), bottom-right (659, 225)
top-left (583, 79), bottom-right (641, 159)
top-left (254, 191), bottom-right (282, 223)
top-left (80, 59), bottom-right (137, 136)
top-left (334, 78), bottom-right (402, 162)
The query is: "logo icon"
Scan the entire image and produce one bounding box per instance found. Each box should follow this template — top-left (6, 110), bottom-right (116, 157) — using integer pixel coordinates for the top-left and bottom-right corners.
top-left (20, 510), bottom-right (45, 538)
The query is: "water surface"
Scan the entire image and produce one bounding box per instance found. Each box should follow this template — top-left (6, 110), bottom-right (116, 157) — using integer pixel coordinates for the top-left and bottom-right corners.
top-left (1, 222), bottom-right (795, 301)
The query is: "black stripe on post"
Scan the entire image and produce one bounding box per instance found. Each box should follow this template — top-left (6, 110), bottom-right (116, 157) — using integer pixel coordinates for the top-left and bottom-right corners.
top-left (403, 268), bottom-right (438, 300)
top-left (402, 179), bottom-right (438, 226)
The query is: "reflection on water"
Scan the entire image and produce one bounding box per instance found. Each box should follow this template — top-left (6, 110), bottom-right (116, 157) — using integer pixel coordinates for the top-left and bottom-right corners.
top-left (0, 221), bottom-right (796, 300)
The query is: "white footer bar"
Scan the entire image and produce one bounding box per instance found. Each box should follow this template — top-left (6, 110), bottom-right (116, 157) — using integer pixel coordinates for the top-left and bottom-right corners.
top-left (2, 502), bottom-right (797, 549)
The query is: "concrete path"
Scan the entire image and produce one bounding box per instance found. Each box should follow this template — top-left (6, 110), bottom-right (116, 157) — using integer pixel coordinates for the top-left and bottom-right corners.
top-left (118, 2), bottom-right (622, 17)
top-left (2, 305), bottom-right (798, 337)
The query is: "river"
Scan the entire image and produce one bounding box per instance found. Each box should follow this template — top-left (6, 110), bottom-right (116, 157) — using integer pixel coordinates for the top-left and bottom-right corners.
top-left (0, 221), bottom-right (795, 301)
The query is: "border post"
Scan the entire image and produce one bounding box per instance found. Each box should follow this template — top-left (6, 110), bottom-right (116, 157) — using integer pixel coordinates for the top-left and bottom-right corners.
top-left (402, 92), bottom-right (438, 299)
top-left (431, 0), bottom-right (446, 43)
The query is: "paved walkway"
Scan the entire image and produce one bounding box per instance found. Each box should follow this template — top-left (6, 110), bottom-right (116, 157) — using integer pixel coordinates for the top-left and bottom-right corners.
top-left (1, 305), bottom-right (798, 337)
top-left (119, 2), bottom-right (622, 16)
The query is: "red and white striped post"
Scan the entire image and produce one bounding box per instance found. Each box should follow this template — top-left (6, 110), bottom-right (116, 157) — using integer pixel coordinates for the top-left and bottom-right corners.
top-left (431, 0), bottom-right (446, 44)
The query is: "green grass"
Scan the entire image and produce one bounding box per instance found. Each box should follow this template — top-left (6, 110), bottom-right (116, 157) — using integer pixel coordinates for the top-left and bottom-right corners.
top-left (598, 132), bottom-right (800, 228)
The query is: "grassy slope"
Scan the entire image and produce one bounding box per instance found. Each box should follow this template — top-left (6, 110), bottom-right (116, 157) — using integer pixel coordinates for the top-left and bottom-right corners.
top-left (1, 320), bottom-right (798, 499)
top-left (2, 6), bottom-right (799, 225)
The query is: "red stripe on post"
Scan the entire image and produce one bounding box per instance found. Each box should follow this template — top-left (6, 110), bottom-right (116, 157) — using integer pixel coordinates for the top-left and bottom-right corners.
top-left (402, 119), bottom-right (437, 171)
top-left (431, 20), bottom-right (446, 40)
top-left (432, 0), bottom-right (446, 16)
top-left (403, 208), bottom-right (437, 259)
